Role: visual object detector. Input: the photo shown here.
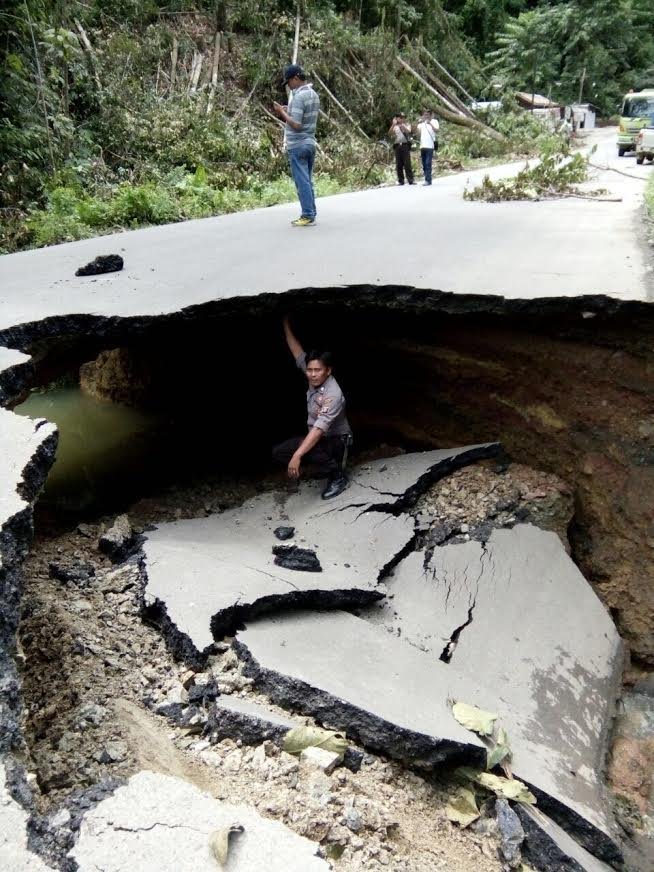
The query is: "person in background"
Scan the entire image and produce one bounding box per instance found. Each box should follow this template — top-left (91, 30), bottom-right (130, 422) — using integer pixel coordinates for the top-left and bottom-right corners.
top-left (416, 110), bottom-right (439, 185)
top-left (389, 112), bottom-right (414, 185)
top-left (273, 64), bottom-right (320, 227)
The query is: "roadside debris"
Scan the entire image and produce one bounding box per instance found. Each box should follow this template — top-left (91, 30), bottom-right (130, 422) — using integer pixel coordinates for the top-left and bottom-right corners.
top-left (75, 254), bottom-right (124, 276)
top-left (208, 823), bottom-right (244, 867)
top-left (272, 544), bottom-right (323, 572)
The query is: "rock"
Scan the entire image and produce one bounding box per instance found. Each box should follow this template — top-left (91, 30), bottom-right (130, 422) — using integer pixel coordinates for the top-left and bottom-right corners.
top-left (75, 254), bottom-right (124, 276)
top-left (272, 545), bottom-right (322, 572)
top-left (98, 514), bottom-right (134, 562)
top-left (68, 770), bottom-right (328, 871)
top-left (608, 735), bottom-right (654, 815)
top-left (495, 798), bottom-right (524, 869)
top-left (49, 561), bottom-right (95, 586)
top-left (633, 674), bottom-right (654, 697)
top-left (300, 746), bottom-right (342, 775)
top-left (274, 526), bottom-right (295, 541)
top-left (343, 803), bottom-right (364, 834)
top-left (76, 702), bottom-right (108, 728)
top-left (97, 741), bottom-right (128, 764)
top-left (76, 523), bottom-right (95, 538)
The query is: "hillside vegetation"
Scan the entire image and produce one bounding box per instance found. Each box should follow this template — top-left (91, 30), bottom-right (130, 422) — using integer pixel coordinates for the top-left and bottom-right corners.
top-left (1, 1), bottom-right (653, 252)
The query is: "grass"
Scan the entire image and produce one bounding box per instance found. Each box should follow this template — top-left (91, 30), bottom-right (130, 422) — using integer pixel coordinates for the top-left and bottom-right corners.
top-left (646, 171), bottom-right (654, 222)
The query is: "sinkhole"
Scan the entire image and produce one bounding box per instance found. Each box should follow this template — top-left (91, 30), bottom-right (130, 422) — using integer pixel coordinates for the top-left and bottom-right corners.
top-left (6, 291), bottom-right (654, 667)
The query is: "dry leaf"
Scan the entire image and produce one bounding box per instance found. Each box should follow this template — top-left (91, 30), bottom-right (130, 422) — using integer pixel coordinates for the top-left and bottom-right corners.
top-left (209, 824), bottom-right (244, 867)
top-left (455, 768), bottom-right (536, 805)
top-left (445, 786), bottom-right (480, 828)
top-left (452, 702), bottom-right (498, 737)
top-left (282, 725), bottom-right (348, 757)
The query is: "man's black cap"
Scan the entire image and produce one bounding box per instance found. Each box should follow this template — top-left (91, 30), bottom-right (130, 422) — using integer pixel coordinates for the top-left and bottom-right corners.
top-left (283, 63), bottom-right (305, 85)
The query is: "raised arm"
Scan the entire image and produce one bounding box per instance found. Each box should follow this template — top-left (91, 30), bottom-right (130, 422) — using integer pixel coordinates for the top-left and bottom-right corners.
top-left (283, 316), bottom-right (304, 360)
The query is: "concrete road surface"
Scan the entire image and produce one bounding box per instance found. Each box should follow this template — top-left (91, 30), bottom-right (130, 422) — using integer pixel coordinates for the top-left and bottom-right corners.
top-left (0, 128), bottom-right (652, 336)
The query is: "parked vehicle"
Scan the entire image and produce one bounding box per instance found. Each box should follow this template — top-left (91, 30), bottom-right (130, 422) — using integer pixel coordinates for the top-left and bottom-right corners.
top-left (617, 90), bottom-right (654, 156)
top-left (636, 126), bottom-right (654, 164)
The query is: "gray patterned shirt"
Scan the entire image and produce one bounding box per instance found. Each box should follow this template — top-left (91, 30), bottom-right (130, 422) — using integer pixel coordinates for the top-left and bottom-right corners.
top-left (285, 84), bottom-right (320, 150)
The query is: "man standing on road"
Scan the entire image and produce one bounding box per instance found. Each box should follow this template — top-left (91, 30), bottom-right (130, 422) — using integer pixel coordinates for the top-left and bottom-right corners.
top-left (272, 317), bottom-right (351, 500)
top-left (389, 112), bottom-right (414, 185)
top-left (416, 110), bottom-right (439, 185)
top-left (273, 64), bottom-right (320, 227)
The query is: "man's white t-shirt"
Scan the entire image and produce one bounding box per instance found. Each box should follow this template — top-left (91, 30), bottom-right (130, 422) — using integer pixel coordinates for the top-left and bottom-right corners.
top-left (417, 119), bottom-right (439, 149)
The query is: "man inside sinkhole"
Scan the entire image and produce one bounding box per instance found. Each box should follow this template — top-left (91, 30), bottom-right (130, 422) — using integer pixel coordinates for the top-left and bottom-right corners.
top-left (272, 316), bottom-right (352, 499)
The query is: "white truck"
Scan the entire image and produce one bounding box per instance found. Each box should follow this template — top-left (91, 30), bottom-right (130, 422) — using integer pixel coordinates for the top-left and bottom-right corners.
top-left (636, 125), bottom-right (654, 164)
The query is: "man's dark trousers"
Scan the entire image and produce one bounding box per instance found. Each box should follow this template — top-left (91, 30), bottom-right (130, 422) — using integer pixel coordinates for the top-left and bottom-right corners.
top-left (420, 147), bottom-right (434, 184)
top-left (273, 435), bottom-right (345, 477)
top-left (394, 143), bottom-right (414, 185)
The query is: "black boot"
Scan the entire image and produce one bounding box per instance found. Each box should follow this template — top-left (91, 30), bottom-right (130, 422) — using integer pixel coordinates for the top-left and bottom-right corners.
top-left (321, 475), bottom-right (349, 500)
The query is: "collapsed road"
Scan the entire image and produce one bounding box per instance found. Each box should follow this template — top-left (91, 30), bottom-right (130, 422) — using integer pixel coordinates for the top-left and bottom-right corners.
top-left (1, 143), bottom-right (654, 870)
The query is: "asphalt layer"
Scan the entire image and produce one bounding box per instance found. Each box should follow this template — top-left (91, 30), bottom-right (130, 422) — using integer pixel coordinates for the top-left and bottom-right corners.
top-left (0, 130), bottom-right (652, 341)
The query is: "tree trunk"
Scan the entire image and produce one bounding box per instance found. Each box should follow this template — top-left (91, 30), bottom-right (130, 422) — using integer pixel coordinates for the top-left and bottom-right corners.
top-left (313, 72), bottom-right (370, 139)
top-left (396, 57), bottom-right (505, 143)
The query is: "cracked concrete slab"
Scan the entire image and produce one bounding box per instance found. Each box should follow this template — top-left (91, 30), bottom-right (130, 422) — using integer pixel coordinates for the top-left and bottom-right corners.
top-left (234, 610), bottom-right (488, 768)
top-left (0, 408), bottom-right (57, 542)
top-left (236, 524), bottom-right (623, 864)
top-left (209, 696), bottom-right (297, 745)
top-left (0, 762), bottom-right (52, 871)
top-left (142, 446), bottom-right (497, 657)
top-left (69, 769), bottom-right (328, 871)
top-left (366, 524), bottom-right (622, 856)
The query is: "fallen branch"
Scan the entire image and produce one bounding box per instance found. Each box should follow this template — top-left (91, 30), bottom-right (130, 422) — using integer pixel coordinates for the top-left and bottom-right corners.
top-left (312, 72), bottom-right (370, 140)
top-left (589, 161), bottom-right (649, 181)
top-left (418, 44), bottom-right (475, 105)
top-left (397, 57), bottom-right (505, 143)
top-left (74, 19), bottom-right (102, 94)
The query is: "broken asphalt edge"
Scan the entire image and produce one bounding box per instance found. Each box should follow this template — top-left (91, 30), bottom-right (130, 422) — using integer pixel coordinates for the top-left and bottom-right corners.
top-left (137, 442), bottom-right (501, 667)
top-left (233, 635), bottom-right (625, 869)
top-left (232, 634), bottom-right (488, 770)
top-left (1, 287), bottom-right (653, 396)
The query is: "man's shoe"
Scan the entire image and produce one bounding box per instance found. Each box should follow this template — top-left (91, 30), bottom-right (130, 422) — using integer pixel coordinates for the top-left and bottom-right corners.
top-left (291, 217), bottom-right (316, 227)
top-left (321, 475), bottom-right (349, 500)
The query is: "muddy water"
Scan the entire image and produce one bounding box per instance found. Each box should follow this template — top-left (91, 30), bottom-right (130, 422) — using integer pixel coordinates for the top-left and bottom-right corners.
top-left (15, 386), bottom-right (161, 513)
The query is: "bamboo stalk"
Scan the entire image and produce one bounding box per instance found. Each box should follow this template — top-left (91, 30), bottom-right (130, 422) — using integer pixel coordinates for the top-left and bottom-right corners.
top-left (206, 31), bottom-right (222, 115)
top-left (170, 37), bottom-right (178, 90)
top-left (396, 57), bottom-right (505, 143)
top-left (74, 19), bottom-right (102, 93)
top-left (292, 6), bottom-right (300, 65)
top-left (419, 44), bottom-right (475, 105)
top-left (312, 72), bottom-right (369, 139)
top-left (189, 51), bottom-right (203, 94)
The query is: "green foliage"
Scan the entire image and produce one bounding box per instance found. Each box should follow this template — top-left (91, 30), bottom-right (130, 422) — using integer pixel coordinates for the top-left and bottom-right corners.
top-left (645, 173), bottom-right (654, 224)
top-left (486, 0), bottom-right (654, 113)
top-left (2, 0), bottom-right (653, 251)
top-left (463, 138), bottom-right (589, 201)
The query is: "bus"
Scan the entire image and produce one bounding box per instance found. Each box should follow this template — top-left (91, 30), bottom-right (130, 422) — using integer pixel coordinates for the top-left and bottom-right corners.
top-left (618, 90), bottom-right (654, 156)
